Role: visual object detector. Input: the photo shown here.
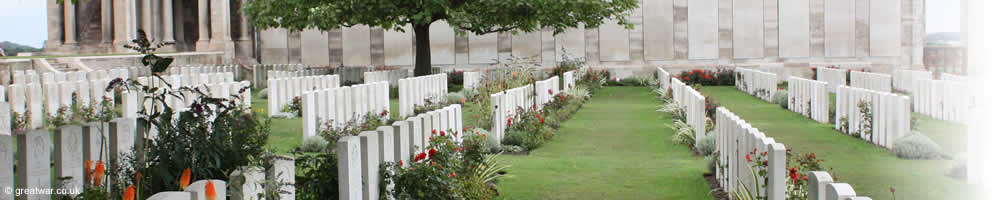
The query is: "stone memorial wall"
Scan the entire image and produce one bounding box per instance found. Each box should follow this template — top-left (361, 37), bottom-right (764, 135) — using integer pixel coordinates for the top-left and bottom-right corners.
top-left (913, 79), bottom-right (969, 123)
top-left (267, 74), bottom-right (341, 117)
top-left (363, 69), bottom-right (411, 86)
top-left (301, 81), bottom-right (390, 140)
top-left (670, 77), bottom-right (706, 139)
top-left (735, 67), bottom-right (778, 101)
top-left (337, 105), bottom-right (464, 200)
top-left (891, 69), bottom-right (932, 93)
top-left (398, 74), bottom-right (448, 118)
top-left (835, 85), bottom-right (911, 149)
top-left (788, 77), bottom-right (830, 123)
top-left (848, 71), bottom-right (892, 92)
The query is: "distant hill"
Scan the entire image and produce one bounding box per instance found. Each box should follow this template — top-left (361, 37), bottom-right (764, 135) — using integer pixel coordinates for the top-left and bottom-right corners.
top-left (0, 41), bottom-right (42, 56)
top-left (927, 32), bottom-right (960, 42)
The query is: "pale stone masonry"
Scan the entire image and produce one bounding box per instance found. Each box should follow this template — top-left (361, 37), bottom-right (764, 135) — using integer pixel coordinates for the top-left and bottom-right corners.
top-left (47, 0), bottom-right (926, 70)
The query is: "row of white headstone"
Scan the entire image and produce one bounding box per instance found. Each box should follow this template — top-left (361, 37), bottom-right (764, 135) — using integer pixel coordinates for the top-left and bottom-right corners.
top-left (735, 67), bottom-right (778, 101)
top-left (463, 71), bottom-right (481, 90)
top-left (301, 81), bottom-right (391, 140)
top-left (834, 85), bottom-right (911, 149)
top-left (849, 71), bottom-right (892, 93)
top-left (255, 65), bottom-right (329, 88)
top-left (136, 72), bottom-right (250, 112)
top-left (788, 77), bottom-right (830, 123)
top-left (0, 104), bottom-right (139, 199)
top-left (715, 106), bottom-right (787, 200)
top-left (891, 69), bottom-right (932, 93)
top-left (941, 73), bottom-right (967, 82)
top-left (398, 73), bottom-right (448, 118)
top-left (5, 69), bottom-right (130, 129)
top-left (267, 74), bottom-right (341, 117)
top-left (563, 70), bottom-right (577, 90)
top-left (807, 171), bottom-right (871, 200)
top-left (534, 76), bottom-right (560, 106)
top-left (671, 77), bottom-right (707, 140)
top-left (816, 67), bottom-right (848, 93)
top-left (363, 69), bottom-right (410, 86)
top-left (337, 105), bottom-right (464, 200)
top-left (164, 65), bottom-right (239, 77)
top-left (490, 84), bottom-right (534, 143)
top-left (656, 67), bottom-right (670, 90)
top-left (913, 79), bottom-right (970, 123)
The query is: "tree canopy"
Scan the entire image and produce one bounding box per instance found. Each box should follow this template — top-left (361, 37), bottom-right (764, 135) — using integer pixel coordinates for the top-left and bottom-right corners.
top-left (244, 0), bottom-right (639, 75)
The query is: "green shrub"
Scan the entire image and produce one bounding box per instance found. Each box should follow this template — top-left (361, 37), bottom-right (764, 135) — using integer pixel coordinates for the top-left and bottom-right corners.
top-left (671, 119), bottom-right (696, 148)
top-left (294, 152), bottom-right (340, 200)
top-left (892, 132), bottom-right (945, 159)
top-left (695, 132), bottom-right (716, 156)
top-left (389, 130), bottom-right (499, 199)
top-left (446, 92), bottom-right (465, 105)
top-left (772, 90), bottom-right (789, 108)
top-left (282, 96), bottom-right (302, 117)
top-left (299, 136), bottom-right (330, 153)
top-left (258, 88), bottom-right (269, 99)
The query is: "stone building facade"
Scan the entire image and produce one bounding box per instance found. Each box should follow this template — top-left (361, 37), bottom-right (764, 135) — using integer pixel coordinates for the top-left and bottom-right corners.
top-left (46, 0), bottom-right (927, 72)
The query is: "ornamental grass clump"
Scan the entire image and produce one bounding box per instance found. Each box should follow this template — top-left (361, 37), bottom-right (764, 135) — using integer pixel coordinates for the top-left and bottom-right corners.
top-left (891, 132), bottom-right (946, 160)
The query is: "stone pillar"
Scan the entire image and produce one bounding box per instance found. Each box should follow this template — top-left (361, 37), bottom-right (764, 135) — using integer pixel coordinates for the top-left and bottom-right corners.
top-left (63, 0), bottom-right (78, 49)
top-left (113, 0), bottom-right (138, 52)
top-left (236, 0), bottom-right (252, 57)
top-left (142, 0), bottom-right (152, 37)
top-left (101, 0), bottom-right (113, 46)
top-left (161, 0), bottom-right (176, 51)
top-left (46, 0), bottom-right (64, 51)
top-left (196, 0), bottom-right (211, 51)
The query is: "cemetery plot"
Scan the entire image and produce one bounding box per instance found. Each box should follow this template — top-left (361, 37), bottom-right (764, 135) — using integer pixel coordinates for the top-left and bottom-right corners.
top-left (363, 69), bottom-right (410, 86)
top-left (669, 77), bottom-right (707, 139)
top-left (489, 84), bottom-right (533, 142)
top-left (788, 77), bottom-right (831, 123)
top-left (463, 71), bottom-right (481, 90)
top-left (266, 73), bottom-right (341, 117)
top-left (834, 85), bottom-right (911, 148)
top-left (336, 105), bottom-right (463, 199)
top-left (848, 71), bottom-right (892, 92)
top-left (398, 73), bottom-right (447, 118)
top-left (301, 81), bottom-right (391, 140)
top-left (701, 86), bottom-right (970, 200)
top-left (735, 67), bottom-right (778, 101)
top-left (816, 67), bottom-right (848, 93)
top-left (891, 69), bottom-right (932, 93)
top-left (253, 64), bottom-right (330, 88)
top-left (913, 79), bottom-right (970, 123)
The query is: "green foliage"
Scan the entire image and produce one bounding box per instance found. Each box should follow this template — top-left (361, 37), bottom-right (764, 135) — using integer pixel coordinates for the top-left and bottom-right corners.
top-left (772, 90), bottom-right (789, 108)
top-left (294, 153), bottom-right (340, 200)
top-left (678, 69), bottom-right (736, 86)
top-left (317, 112), bottom-right (390, 145)
top-left (112, 30), bottom-right (270, 198)
top-left (578, 69), bottom-right (609, 91)
top-left (446, 92), bottom-right (465, 105)
top-left (389, 129), bottom-right (499, 199)
top-left (671, 119), bottom-right (696, 148)
top-left (0, 41), bottom-right (41, 56)
top-left (298, 136), bottom-right (330, 153)
top-left (891, 132), bottom-right (945, 160)
top-left (281, 96), bottom-right (302, 117)
top-left (695, 132), bottom-right (716, 156)
top-left (10, 110), bottom-right (29, 132)
top-left (448, 70), bottom-right (465, 93)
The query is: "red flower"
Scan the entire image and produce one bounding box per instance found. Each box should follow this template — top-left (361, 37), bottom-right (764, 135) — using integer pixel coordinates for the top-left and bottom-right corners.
top-left (809, 153), bottom-right (816, 159)
top-left (428, 148), bottom-right (437, 158)
top-left (432, 129), bottom-right (438, 135)
top-left (752, 148), bottom-right (757, 154)
top-left (890, 187), bottom-right (895, 193)
top-left (462, 127), bottom-right (467, 132)
top-left (507, 118), bottom-right (513, 126)
top-left (684, 77), bottom-right (690, 81)
top-left (704, 74), bottom-right (710, 79)
top-left (763, 160), bottom-right (768, 166)
top-left (398, 160), bottom-right (403, 166)
top-left (540, 118), bottom-right (545, 124)
top-left (449, 173), bottom-right (455, 178)
top-left (440, 130), bottom-right (446, 136)
top-left (414, 152), bottom-right (427, 162)
top-left (746, 154), bottom-right (751, 162)
top-left (548, 89), bottom-right (553, 95)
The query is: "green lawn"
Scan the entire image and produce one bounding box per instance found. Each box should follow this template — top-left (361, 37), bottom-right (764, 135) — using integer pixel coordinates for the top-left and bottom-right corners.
top-left (496, 87), bottom-right (713, 199)
top-left (700, 86), bottom-right (976, 200)
top-left (251, 89), bottom-right (400, 154)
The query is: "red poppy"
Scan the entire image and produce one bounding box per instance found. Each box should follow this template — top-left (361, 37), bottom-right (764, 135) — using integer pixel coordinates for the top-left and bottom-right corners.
top-left (414, 152), bottom-right (427, 162)
top-left (428, 148), bottom-right (437, 158)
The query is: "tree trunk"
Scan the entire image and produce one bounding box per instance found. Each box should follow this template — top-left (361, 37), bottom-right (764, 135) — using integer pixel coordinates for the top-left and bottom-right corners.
top-left (413, 23), bottom-right (433, 76)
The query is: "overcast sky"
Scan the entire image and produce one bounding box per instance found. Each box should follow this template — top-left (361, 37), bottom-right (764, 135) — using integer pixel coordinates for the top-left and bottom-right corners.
top-left (0, 0), bottom-right (963, 49)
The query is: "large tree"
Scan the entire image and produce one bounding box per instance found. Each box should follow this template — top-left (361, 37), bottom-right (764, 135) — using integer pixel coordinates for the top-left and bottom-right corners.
top-left (244, 0), bottom-right (638, 76)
